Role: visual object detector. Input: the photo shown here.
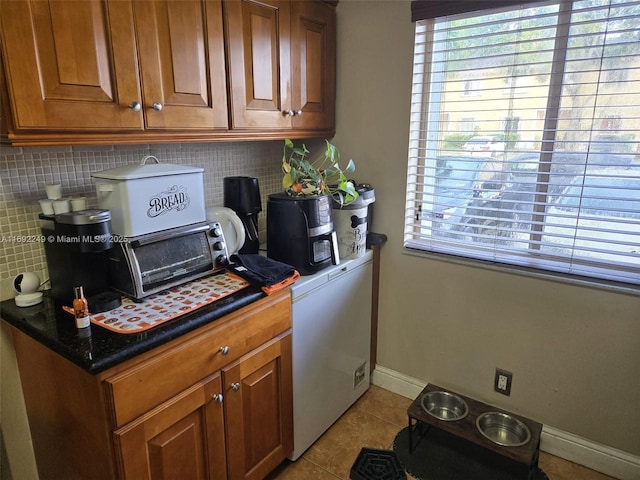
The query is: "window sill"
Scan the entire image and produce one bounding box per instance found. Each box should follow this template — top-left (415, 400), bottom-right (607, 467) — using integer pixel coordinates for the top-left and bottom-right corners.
top-left (402, 246), bottom-right (640, 298)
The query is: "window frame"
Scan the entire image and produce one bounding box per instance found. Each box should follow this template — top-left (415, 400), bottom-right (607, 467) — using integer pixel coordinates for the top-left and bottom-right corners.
top-left (404, 0), bottom-right (640, 293)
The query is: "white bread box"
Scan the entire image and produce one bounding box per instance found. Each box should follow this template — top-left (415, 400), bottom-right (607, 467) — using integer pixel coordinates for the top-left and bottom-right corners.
top-left (92, 156), bottom-right (206, 237)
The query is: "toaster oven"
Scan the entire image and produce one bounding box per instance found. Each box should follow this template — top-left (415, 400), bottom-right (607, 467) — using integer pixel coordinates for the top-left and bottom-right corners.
top-left (107, 222), bottom-right (229, 300)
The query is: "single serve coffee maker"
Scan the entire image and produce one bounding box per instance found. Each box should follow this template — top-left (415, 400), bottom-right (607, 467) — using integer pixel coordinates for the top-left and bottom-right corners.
top-left (224, 176), bottom-right (261, 254)
top-left (40, 209), bottom-right (114, 309)
top-left (266, 193), bottom-right (340, 275)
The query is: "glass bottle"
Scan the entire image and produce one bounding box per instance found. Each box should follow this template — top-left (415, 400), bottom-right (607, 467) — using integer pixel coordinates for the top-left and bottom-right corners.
top-left (76, 325), bottom-right (93, 361)
top-left (73, 286), bottom-right (90, 329)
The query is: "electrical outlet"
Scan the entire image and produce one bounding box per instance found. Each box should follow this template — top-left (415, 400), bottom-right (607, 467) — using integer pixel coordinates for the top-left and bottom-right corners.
top-left (494, 368), bottom-right (512, 396)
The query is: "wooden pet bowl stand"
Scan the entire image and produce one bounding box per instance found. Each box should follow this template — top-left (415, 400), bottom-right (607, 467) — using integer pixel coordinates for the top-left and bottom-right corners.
top-left (407, 384), bottom-right (543, 480)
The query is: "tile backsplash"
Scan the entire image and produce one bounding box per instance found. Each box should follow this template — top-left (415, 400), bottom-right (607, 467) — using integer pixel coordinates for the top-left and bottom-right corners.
top-left (0, 140), bottom-right (295, 301)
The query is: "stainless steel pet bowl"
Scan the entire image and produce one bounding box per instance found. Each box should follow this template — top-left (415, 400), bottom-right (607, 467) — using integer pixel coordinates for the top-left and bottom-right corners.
top-left (476, 411), bottom-right (531, 447)
top-left (420, 391), bottom-right (469, 421)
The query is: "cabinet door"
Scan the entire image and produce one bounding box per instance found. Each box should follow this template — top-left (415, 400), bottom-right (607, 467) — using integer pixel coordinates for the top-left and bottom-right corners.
top-left (290, 0), bottom-right (336, 131)
top-left (0, 0), bottom-right (143, 130)
top-left (224, 333), bottom-right (293, 480)
top-left (115, 373), bottom-right (227, 480)
top-left (224, 0), bottom-right (292, 129)
top-left (132, 0), bottom-right (228, 129)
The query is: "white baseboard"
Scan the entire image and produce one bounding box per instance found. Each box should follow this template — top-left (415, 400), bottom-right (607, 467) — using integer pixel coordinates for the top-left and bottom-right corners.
top-left (372, 365), bottom-right (640, 480)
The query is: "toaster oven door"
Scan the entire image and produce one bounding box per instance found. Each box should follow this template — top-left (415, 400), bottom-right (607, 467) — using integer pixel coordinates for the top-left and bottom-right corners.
top-left (109, 223), bottom-right (226, 299)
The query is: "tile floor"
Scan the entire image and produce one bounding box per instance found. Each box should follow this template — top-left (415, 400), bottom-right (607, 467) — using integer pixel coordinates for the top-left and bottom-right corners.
top-left (267, 385), bottom-right (617, 480)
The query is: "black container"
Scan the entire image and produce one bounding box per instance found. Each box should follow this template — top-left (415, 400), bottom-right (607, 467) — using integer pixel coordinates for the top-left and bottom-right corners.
top-left (267, 193), bottom-right (339, 275)
top-left (224, 176), bottom-right (261, 254)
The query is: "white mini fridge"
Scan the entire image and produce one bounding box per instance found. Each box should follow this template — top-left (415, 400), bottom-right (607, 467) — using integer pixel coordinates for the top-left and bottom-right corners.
top-left (288, 250), bottom-right (373, 460)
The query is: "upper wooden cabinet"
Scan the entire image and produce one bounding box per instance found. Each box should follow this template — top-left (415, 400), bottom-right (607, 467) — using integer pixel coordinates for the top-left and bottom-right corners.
top-left (224, 0), bottom-right (336, 132)
top-left (0, 0), bottom-right (336, 145)
top-left (290, 0), bottom-right (336, 131)
top-left (0, 0), bottom-right (228, 133)
top-left (0, 0), bottom-right (143, 131)
top-left (132, 0), bottom-right (229, 130)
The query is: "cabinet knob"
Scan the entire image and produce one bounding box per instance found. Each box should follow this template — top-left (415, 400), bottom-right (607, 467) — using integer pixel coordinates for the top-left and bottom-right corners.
top-left (231, 382), bottom-right (241, 392)
top-left (129, 101), bottom-right (142, 112)
top-left (152, 102), bottom-right (163, 112)
top-left (218, 346), bottom-right (230, 355)
top-left (294, 110), bottom-right (303, 116)
top-left (212, 393), bottom-right (224, 404)
top-left (282, 109), bottom-right (294, 117)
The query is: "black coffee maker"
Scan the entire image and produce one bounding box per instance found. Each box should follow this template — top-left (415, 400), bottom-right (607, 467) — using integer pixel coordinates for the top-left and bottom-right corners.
top-left (224, 176), bottom-right (261, 254)
top-left (40, 209), bottom-right (115, 309)
top-left (267, 193), bottom-right (340, 275)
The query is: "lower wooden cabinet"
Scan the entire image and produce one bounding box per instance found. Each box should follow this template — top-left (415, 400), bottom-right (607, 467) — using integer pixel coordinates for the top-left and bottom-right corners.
top-left (114, 333), bottom-right (292, 480)
top-left (114, 373), bottom-right (228, 480)
top-left (224, 334), bottom-right (293, 480)
top-left (8, 289), bottom-right (293, 480)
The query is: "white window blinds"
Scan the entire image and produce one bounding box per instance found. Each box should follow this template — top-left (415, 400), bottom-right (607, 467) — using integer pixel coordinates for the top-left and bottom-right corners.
top-left (405, 0), bottom-right (640, 286)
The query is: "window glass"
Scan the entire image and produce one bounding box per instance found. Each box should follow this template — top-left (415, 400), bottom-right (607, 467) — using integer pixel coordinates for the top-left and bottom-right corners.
top-left (405, 0), bottom-right (640, 286)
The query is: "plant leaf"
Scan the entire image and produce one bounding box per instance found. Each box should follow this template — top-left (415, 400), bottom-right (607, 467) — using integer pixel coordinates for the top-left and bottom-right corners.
top-left (282, 172), bottom-right (293, 189)
top-left (345, 159), bottom-right (356, 173)
top-left (293, 147), bottom-right (307, 156)
top-left (282, 138), bottom-right (358, 206)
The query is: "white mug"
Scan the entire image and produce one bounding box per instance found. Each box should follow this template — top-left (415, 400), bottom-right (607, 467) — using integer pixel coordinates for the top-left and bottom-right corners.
top-left (45, 184), bottom-right (63, 200)
top-left (70, 196), bottom-right (87, 211)
top-left (39, 199), bottom-right (55, 215)
top-left (53, 198), bottom-right (71, 215)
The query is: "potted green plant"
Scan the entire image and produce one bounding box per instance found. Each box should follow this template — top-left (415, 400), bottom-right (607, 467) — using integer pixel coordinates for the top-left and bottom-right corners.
top-left (281, 138), bottom-right (358, 206)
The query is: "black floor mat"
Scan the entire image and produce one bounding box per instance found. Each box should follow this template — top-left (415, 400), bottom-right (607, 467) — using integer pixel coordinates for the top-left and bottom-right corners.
top-left (350, 447), bottom-right (407, 480)
top-left (393, 426), bottom-right (548, 480)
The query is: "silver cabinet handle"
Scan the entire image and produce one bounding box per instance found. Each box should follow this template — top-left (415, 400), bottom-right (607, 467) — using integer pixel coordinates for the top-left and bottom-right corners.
top-left (152, 102), bottom-right (163, 112)
top-left (231, 382), bottom-right (241, 392)
top-left (218, 346), bottom-right (229, 355)
top-left (212, 393), bottom-right (223, 404)
top-left (294, 110), bottom-right (303, 116)
top-left (129, 101), bottom-right (141, 112)
top-left (282, 110), bottom-right (294, 117)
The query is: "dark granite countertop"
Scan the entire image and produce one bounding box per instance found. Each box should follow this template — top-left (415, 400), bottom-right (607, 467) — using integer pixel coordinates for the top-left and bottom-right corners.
top-left (0, 285), bottom-right (266, 375)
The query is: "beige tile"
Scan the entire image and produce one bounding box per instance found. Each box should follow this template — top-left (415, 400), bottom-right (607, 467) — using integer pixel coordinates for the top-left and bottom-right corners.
top-left (266, 458), bottom-right (340, 480)
top-left (303, 406), bottom-right (402, 478)
top-left (352, 385), bottom-right (413, 429)
top-left (539, 451), bottom-right (617, 480)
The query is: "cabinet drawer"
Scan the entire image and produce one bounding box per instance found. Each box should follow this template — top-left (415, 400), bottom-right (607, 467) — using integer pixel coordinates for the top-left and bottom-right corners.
top-left (104, 292), bottom-right (290, 427)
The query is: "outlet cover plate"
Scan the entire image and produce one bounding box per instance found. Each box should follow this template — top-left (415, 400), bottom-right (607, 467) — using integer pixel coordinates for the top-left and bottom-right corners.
top-left (494, 368), bottom-right (513, 396)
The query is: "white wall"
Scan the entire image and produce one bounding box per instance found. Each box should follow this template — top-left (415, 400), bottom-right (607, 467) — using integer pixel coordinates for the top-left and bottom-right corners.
top-left (333, 0), bottom-right (640, 457)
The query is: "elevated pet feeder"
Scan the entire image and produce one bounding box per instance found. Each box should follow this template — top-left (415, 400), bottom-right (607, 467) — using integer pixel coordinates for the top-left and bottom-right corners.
top-left (407, 384), bottom-right (543, 480)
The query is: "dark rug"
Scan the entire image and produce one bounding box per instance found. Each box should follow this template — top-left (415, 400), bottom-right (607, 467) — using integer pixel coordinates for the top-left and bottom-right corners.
top-left (393, 426), bottom-right (548, 480)
top-left (350, 448), bottom-right (407, 480)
